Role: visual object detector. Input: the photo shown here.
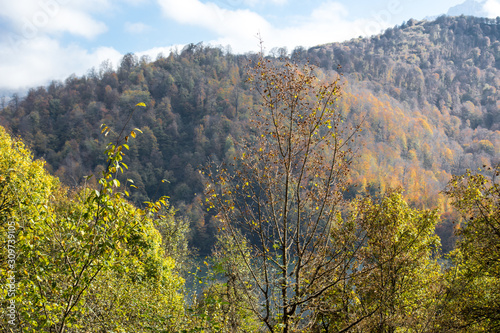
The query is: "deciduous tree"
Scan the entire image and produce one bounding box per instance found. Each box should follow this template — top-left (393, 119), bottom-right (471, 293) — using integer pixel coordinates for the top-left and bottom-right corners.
top-left (205, 53), bottom-right (361, 332)
top-left (442, 164), bottom-right (500, 331)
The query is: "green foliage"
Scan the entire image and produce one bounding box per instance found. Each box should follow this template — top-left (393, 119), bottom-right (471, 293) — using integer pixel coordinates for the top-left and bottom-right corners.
top-left (356, 191), bottom-right (442, 331)
top-left (0, 104), bottom-right (186, 332)
top-left (155, 204), bottom-right (193, 274)
top-left (311, 191), bottom-right (443, 332)
top-left (441, 165), bottom-right (500, 331)
top-left (180, 234), bottom-right (260, 332)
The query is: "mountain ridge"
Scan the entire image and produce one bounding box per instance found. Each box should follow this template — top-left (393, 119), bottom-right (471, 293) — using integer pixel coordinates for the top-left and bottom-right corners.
top-left (1, 15), bottom-right (499, 253)
top-left (447, 0), bottom-right (489, 17)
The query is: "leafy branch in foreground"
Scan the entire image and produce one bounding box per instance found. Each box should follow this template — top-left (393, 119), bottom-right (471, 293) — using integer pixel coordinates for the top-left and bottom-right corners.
top-left (0, 103), bottom-right (185, 333)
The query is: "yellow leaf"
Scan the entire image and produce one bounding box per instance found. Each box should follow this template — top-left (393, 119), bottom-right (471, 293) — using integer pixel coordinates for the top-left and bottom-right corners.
top-left (136, 102), bottom-right (146, 107)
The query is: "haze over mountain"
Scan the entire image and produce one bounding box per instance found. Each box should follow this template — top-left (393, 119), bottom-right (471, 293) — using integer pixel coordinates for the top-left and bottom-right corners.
top-left (447, 0), bottom-right (489, 17)
top-left (424, 0), bottom-right (499, 20)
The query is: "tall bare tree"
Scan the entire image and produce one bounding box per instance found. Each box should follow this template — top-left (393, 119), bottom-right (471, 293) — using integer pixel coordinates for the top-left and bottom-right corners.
top-left (205, 53), bottom-right (362, 332)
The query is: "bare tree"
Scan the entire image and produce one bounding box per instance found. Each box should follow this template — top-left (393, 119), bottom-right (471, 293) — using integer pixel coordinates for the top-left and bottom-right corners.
top-left (205, 52), bottom-right (362, 332)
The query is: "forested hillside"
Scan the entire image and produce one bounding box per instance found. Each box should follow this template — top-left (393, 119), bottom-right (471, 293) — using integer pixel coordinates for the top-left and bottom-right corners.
top-left (1, 16), bottom-right (499, 253)
top-left (1, 16), bottom-right (500, 331)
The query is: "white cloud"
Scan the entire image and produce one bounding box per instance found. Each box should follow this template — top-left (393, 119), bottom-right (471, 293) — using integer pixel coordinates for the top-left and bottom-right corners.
top-left (124, 21), bottom-right (152, 34)
top-left (45, 7), bottom-right (108, 38)
top-left (1, 0), bottom-right (108, 39)
top-left (484, 0), bottom-right (500, 17)
top-left (135, 45), bottom-right (186, 59)
top-left (0, 36), bottom-right (122, 90)
top-left (158, 0), bottom-right (273, 51)
top-left (157, 0), bottom-right (385, 53)
top-left (158, 0), bottom-right (271, 34)
top-left (0, 0), bottom-right (121, 91)
top-left (239, 0), bottom-right (288, 6)
top-left (310, 1), bottom-right (349, 20)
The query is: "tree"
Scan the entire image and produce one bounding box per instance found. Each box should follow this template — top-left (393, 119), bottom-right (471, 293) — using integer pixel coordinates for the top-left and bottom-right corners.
top-left (185, 233), bottom-right (261, 332)
top-left (0, 125), bottom-right (60, 331)
top-left (205, 53), bottom-right (362, 332)
top-left (347, 191), bottom-right (442, 332)
top-left (0, 104), bottom-right (186, 332)
top-left (441, 164), bottom-right (500, 331)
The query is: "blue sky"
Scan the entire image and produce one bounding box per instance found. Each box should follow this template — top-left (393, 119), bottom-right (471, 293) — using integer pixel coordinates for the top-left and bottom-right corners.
top-left (1, 0), bottom-right (499, 94)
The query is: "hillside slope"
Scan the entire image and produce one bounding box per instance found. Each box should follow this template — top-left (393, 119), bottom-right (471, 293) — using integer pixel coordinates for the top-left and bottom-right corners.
top-left (1, 16), bottom-right (499, 253)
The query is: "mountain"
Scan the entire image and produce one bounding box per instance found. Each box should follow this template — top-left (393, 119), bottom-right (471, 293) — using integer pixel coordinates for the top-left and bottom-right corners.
top-left (425, 0), bottom-right (493, 21)
top-left (447, 0), bottom-right (489, 17)
top-left (1, 16), bottom-right (499, 253)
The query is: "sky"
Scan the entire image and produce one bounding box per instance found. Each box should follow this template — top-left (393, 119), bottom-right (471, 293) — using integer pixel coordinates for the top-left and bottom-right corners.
top-left (1, 0), bottom-right (500, 95)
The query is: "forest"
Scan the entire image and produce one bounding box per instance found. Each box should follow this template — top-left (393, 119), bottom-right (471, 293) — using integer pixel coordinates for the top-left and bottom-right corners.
top-left (0, 15), bottom-right (499, 332)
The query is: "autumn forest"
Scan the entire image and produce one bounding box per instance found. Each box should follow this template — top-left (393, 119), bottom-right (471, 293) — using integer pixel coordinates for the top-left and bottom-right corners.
top-left (1, 15), bottom-right (500, 332)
